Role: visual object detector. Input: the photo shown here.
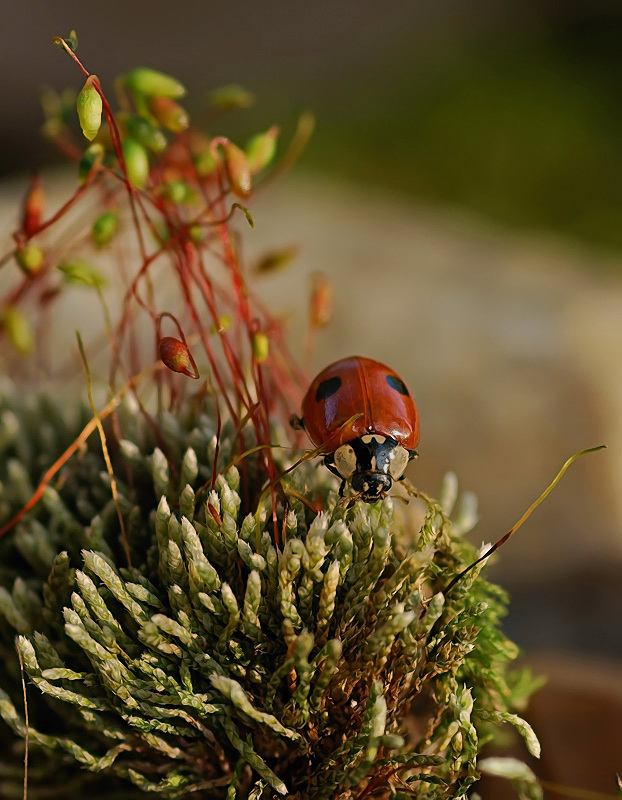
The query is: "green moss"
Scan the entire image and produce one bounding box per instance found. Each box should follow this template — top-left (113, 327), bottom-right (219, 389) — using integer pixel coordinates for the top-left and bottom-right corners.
top-left (0, 391), bottom-right (539, 799)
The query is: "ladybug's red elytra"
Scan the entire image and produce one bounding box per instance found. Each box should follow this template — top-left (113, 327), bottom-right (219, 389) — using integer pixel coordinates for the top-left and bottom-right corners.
top-left (292, 356), bottom-right (420, 502)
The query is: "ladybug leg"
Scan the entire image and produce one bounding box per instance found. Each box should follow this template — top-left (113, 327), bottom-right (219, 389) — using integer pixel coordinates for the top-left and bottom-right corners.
top-left (323, 456), bottom-right (341, 478)
top-left (400, 477), bottom-right (418, 496)
top-left (289, 414), bottom-right (305, 431)
top-left (399, 477), bottom-right (434, 508)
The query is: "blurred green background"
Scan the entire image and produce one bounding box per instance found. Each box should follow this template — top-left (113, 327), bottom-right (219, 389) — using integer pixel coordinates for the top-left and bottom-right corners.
top-left (3, 1), bottom-right (622, 251)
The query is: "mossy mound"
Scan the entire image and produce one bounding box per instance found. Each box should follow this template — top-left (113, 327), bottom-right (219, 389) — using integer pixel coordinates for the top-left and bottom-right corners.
top-left (0, 391), bottom-right (538, 799)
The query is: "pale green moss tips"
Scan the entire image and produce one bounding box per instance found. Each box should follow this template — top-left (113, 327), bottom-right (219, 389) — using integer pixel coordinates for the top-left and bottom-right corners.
top-left (0, 390), bottom-right (540, 799)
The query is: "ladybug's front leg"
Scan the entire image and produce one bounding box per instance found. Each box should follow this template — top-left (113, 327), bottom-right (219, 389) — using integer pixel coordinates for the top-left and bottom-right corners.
top-left (323, 455), bottom-right (347, 497)
top-left (289, 414), bottom-right (305, 431)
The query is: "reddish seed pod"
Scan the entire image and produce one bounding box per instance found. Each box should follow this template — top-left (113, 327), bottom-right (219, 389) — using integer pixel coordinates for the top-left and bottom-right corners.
top-left (221, 141), bottom-right (252, 199)
top-left (158, 336), bottom-right (199, 379)
top-left (147, 96), bottom-right (189, 133)
top-left (21, 174), bottom-right (45, 238)
top-left (310, 271), bottom-right (333, 328)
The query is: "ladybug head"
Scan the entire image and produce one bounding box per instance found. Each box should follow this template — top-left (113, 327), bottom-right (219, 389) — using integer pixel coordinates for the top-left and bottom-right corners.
top-left (351, 470), bottom-right (393, 501)
top-left (326, 434), bottom-right (413, 503)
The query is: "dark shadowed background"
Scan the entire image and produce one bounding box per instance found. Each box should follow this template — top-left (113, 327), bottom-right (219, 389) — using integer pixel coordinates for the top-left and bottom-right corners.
top-left (1, 1), bottom-right (621, 796)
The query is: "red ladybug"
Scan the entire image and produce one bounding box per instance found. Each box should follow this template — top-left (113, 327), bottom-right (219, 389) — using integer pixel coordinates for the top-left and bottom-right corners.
top-left (292, 356), bottom-right (420, 502)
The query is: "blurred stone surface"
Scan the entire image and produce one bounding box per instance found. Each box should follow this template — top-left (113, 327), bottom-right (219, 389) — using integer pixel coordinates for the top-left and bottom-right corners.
top-left (480, 652), bottom-right (622, 799)
top-left (1, 170), bottom-right (621, 658)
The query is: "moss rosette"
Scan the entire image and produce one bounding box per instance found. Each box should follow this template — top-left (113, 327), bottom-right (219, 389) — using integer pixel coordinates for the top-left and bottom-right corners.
top-left (0, 391), bottom-right (540, 799)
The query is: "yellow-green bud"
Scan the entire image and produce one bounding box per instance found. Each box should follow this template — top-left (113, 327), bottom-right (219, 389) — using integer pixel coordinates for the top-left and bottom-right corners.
top-left (252, 331), bottom-right (269, 363)
top-left (245, 127), bottom-right (279, 174)
top-left (122, 138), bottom-right (150, 189)
top-left (3, 308), bottom-right (34, 355)
top-left (194, 149), bottom-right (216, 177)
top-left (124, 68), bottom-right (186, 99)
top-left (91, 211), bottom-right (119, 248)
top-left (76, 76), bottom-right (103, 142)
top-left (210, 315), bottom-right (231, 334)
top-left (15, 244), bottom-right (45, 275)
top-left (164, 180), bottom-right (191, 204)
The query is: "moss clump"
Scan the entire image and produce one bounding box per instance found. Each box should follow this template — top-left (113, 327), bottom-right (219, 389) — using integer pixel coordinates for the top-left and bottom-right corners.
top-left (0, 390), bottom-right (539, 799)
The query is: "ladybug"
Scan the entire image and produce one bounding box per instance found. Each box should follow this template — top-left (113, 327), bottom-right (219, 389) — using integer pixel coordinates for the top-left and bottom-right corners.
top-left (292, 356), bottom-right (420, 502)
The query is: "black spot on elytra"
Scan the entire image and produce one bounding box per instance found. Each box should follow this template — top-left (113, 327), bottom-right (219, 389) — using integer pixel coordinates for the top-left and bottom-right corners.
top-left (386, 374), bottom-right (409, 396)
top-left (316, 376), bottom-right (342, 401)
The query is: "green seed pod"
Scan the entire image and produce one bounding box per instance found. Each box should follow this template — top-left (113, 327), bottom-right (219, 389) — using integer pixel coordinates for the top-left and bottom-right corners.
top-left (222, 141), bottom-right (252, 199)
top-left (57, 260), bottom-right (106, 289)
top-left (2, 307), bottom-right (34, 354)
top-left (164, 180), bottom-right (191, 204)
top-left (189, 225), bottom-right (204, 243)
top-left (122, 138), bottom-right (150, 189)
top-left (78, 143), bottom-right (105, 184)
top-left (252, 331), bottom-right (269, 363)
top-left (124, 114), bottom-right (167, 153)
top-left (245, 127), bottom-right (279, 174)
top-left (15, 244), bottom-right (44, 275)
top-left (91, 211), bottom-right (119, 248)
top-left (147, 97), bottom-right (189, 133)
top-left (76, 76), bottom-right (103, 142)
top-left (194, 149), bottom-right (216, 177)
top-left (124, 67), bottom-right (186, 99)
top-left (210, 315), bottom-right (231, 334)
top-left (208, 84), bottom-right (254, 109)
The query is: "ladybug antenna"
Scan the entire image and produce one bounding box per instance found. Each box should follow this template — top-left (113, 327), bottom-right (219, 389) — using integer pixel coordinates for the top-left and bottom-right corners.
top-left (443, 445), bottom-right (606, 596)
